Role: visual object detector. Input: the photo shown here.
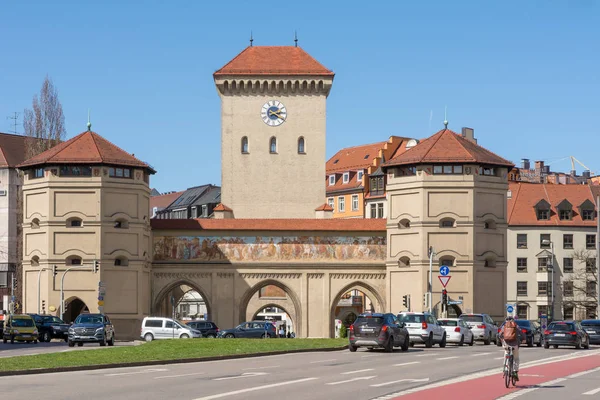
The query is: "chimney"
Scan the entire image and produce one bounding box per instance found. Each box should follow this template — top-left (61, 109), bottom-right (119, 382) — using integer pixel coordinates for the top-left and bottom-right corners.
top-left (543, 166), bottom-right (550, 174)
top-left (521, 159), bottom-right (530, 170)
top-left (570, 170), bottom-right (577, 176)
top-left (315, 203), bottom-right (334, 219)
top-left (461, 127), bottom-right (477, 144)
top-left (582, 170), bottom-right (591, 179)
top-left (534, 160), bottom-right (545, 172)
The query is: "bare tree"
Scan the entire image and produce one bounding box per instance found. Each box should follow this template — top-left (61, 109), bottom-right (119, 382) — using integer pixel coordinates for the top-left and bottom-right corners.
top-left (561, 249), bottom-right (598, 319)
top-left (23, 76), bottom-right (66, 159)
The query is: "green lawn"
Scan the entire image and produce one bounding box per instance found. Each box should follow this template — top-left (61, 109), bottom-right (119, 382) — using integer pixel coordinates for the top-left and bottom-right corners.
top-left (0, 338), bottom-right (347, 372)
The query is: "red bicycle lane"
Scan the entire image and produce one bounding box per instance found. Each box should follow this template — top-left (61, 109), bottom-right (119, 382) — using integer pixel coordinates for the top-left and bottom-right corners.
top-left (392, 353), bottom-right (600, 400)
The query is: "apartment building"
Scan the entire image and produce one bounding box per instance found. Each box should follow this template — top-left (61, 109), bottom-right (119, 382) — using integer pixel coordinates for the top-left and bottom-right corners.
top-left (152, 184), bottom-right (221, 219)
top-left (507, 182), bottom-right (599, 321)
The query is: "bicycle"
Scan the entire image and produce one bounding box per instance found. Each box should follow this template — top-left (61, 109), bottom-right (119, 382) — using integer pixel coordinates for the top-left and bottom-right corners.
top-left (503, 344), bottom-right (517, 388)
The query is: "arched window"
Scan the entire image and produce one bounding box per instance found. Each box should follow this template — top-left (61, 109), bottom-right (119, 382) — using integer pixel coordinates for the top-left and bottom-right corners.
top-left (484, 257), bottom-right (496, 268)
top-left (66, 217), bottom-right (83, 228)
top-left (398, 256), bottom-right (411, 267)
top-left (269, 137), bottom-right (277, 154)
top-left (439, 218), bottom-right (455, 228)
top-left (439, 257), bottom-right (455, 267)
top-left (399, 219), bottom-right (411, 229)
top-left (114, 219), bottom-right (129, 229)
top-left (484, 220), bottom-right (496, 229)
top-left (31, 256), bottom-right (40, 266)
top-left (241, 136), bottom-right (249, 154)
top-left (31, 218), bottom-right (40, 229)
top-left (114, 257), bottom-right (129, 266)
top-left (66, 256), bottom-right (82, 266)
top-left (298, 137), bottom-right (305, 154)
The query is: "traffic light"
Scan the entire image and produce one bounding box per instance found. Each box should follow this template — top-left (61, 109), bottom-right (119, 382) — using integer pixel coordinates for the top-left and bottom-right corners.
top-left (402, 295), bottom-right (408, 308)
top-left (41, 300), bottom-right (46, 312)
top-left (52, 265), bottom-right (57, 277)
top-left (423, 293), bottom-right (427, 307)
top-left (93, 260), bottom-right (99, 273)
top-left (12, 276), bottom-right (17, 290)
top-left (442, 289), bottom-right (448, 305)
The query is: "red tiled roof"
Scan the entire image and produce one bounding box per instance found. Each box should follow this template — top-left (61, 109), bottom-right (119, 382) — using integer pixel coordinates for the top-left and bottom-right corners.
top-left (150, 191), bottom-right (184, 211)
top-left (315, 203), bottom-right (334, 211)
top-left (17, 131), bottom-right (155, 172)
top-left (213, 203), bottom-right (233, 212)
top-left (326, 172), bottom-right (363, 195)
top-left (384, 129), bottom-right (514, 168)
top-left (0, 132), bottom-right (27, 168)
top-left (327, 141), bottom-right (387, 173)
top-left (214, 46), bottom-right (334, 77)
top-left (507, 182), bottom-right (597, 226)
top-left (151, 218), bottom-right (386, 232)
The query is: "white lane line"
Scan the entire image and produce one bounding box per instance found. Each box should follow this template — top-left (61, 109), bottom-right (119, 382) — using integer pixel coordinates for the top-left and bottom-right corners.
top-left (242, 365), bottom-right (280, 370)
top-left (213, 372), bottom-right (268, 381)
top-left (471, 352), bottom-right (491, 356)
top-left (192, 377), bottom-right (318, 400)
top-left (341, 368), bottom-right (374, 375)
top-left (327, 376), bottom-right (376, 386)
top-left (583, 387), bottom-right (600, 396)
top-left (393, 361), bottom-right (420, 367)
top-left (154, 372), bottom-right (206, 380)
top-left (499, 367), bottom-right (600, 399)
top-left (105, 368), bottom-right (168, 377)
top-left (415, 353), bottom-right (439, 357)
top-left (362, 354), bottom-right (380, 358)
top-left (310, 358), bottom-right (336, 364)
top-left (494, 357), bottom-right (504, 360)
top-left (436, 356), bottom-right (459, 361)
top-left (371, 378), bottom-right (430, 388)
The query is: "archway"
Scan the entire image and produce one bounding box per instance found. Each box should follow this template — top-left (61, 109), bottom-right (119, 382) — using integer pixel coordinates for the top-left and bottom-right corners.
top-left (239, 280), bottom-right (301, 337)
top-left (63, 297), bottom-right (89, 323)
top-left (432, 301), bottom-right (463, 318)
top-left (153, 280), bottom-right (212, 322)
top-left (330, 282), bottom-right (385, 338)
top-left (252, 304), bottom-right (295, 337)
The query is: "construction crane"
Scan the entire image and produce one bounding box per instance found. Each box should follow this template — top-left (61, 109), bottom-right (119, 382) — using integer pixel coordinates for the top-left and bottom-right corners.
top-left (545, 156), bottom-right (595, 176)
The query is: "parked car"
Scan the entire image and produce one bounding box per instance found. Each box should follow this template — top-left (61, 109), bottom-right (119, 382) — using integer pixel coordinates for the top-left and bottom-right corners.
top-left (458, 313), bottom-right (498, 345)
top-left (397, 312), bottom-right (446, 348)
top-left (68, 313), bottom-right (115, 347)
top-left (348, 312), bottom-right (409, 352)
top-left (141, 317), bottom-right (202, 341)
top-left (185, 320), bottom-right (219, 338)
top-left (543, 321), bottom-right (590, 349)
top-left (2, 314), bottom-right (38, 344)
top-left (438, 318), bottom-right (474, 346)
top-left (218, 321), bottom-right (276, 338)
top-left (581, 319), bottom-right (600, 345)
top-left (28, 314), bottom-right (70, 342)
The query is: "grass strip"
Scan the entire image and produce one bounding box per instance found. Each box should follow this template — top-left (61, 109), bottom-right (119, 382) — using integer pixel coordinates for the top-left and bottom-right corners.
top-left (0, 338), bottom-right (347, 372)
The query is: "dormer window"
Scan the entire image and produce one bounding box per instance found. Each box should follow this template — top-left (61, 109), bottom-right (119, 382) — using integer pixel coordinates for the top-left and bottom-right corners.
top-left (556, 199), bottom-right (573, 221)
top-left (357, 171), bottom-right (364, 182)
top-left (343, 172), bottom-right (349, 184)
top-left (582, 209), bottom-right (595, 220)
top-left (369, 175), bottom-right (384, 196)
top-left (328, 175), bottom-right (335, 186)
top-left (535, 199), bottom-right (551, 221)
top-left (579, 199), bottom-right (596, 221)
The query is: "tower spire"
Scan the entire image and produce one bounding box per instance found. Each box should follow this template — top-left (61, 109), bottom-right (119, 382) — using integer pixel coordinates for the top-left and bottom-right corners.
top-left (443, 106), bottom-right (448, 129)
top-left (294, 31), bottom-right (298, 47)
top-left (250, 31), bottom-right (253, 47)
top-left (87, 109), bottom-right (92, 131)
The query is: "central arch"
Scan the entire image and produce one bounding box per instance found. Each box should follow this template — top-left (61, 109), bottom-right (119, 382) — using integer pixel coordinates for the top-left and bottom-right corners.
top-left (239, 279), bottom-right (302, 337)
top-left (329, 281), bottom-right (385, 338)
top-left (153, 279), bottom-right (212, 321)
top-left (62, 296), bottom-right (89, 323)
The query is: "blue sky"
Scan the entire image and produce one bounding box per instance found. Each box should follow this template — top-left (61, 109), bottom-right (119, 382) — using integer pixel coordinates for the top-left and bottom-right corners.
top-left (1, 1), bottom-right (598, 192)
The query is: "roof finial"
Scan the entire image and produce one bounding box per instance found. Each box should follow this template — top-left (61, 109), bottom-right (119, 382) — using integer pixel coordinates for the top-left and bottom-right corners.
top-left (250, 31), bottom-right (253, 47)
top-left (87, 109), bottom-right (92, 131)
top-left (294, 31), bottom-right (298, 47)
top-left (443, 106), bottom-right (448, 129)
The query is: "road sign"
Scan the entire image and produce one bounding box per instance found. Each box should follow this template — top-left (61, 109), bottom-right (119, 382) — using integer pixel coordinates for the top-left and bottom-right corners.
top-left (97, 295), bottom-right (104, 301)
top-left (97, 300), bottom-right (105, 306)
top-left (98, 281), bottom-right (106, 287)
top-left (448, 300), bottom-right (462, 305)
top-left (439, 266), bottom-right (450, 276)
top-left (438, 275), bottom-right (451, 288)
top-left (506, 305), bottom-right (514, 313)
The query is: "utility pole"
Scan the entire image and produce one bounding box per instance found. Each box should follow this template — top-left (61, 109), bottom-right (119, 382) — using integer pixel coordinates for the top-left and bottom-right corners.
top-left (6, 112), bottom-right (20, 134)
top-left (60, 262), bottom-right (97, 320)
top-left (428, 246), bottom-right (435, 313)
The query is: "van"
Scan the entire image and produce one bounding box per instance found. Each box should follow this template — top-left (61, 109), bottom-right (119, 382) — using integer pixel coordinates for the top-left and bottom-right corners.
top-left (141, 317), bottom-right (202, 341)
top-left (3, 314), bottom-right (39, 344)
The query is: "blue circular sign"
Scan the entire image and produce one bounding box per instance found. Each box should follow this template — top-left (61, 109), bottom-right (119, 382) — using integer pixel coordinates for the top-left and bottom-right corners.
top-left (439, 266), bottom-right (450, 276)
top-left (507, 305), bottom-right (514, 313)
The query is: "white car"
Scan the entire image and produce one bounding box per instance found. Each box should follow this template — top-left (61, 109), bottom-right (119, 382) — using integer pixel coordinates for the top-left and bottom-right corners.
top-left (458, 313), bottom-right (498, 345)
top-left (141, 317), bottom-right (202, 341)
top-left (397, 312), bottom-right (447, 348)
top-left (438, 318), bottom-right (474, 346)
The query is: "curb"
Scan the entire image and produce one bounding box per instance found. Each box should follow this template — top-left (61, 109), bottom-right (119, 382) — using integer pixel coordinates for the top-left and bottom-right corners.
top-left (0, 345), bottom-right (348, 377)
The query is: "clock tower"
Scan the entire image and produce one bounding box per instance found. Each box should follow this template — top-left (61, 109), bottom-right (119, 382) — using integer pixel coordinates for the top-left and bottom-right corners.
top-left (214, 46), bottom-right (334, 219)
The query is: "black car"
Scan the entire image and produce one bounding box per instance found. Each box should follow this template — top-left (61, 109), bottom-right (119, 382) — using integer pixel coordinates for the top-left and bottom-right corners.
top-left (68, 313), bottom-right (115, 347)
top-left (543, 321), bottom-right (590, 349)
top-left (348, 313), bottom-right (410, 352)
top-left (218, 321), bottom-right (276, 338)
top-left (581, 320), bottom-right (600, 345)
top-left (28, 314), bottom-right (70, 342)
top-left (515, 319), bottom-right (543, 347)
top-left (186, 320), bottom-right (219, 338)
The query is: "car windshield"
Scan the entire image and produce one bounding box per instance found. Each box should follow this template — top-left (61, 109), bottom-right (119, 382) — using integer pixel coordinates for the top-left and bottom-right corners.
top-left (439, 320), bottom-right (457, 326)
top-left (12, 318), bottom-right (34, 327)
top-left (581, 321), bottom-right (600, 329)
top-left (75, 315), bottom-right (103, 324)
top-left (459, 315), bottom-right (483, 323)
top-left (549, 323), bottom-right (575, 331)
top-left (355, 317), bottom-right (384, 326)
top-left (516, 320), bottom-right (530, 328)
top-left (43, 316), bottom-right (65, 324)
top-left (398, 314), bottom-right (425, 323)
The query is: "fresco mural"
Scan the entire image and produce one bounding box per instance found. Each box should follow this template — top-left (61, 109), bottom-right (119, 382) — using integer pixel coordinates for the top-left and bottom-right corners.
top-left (153, 236), bottom-right (386, 263)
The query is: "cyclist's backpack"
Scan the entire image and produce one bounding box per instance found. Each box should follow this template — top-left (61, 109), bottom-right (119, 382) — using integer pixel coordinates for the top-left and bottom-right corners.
top-left (504, 320), bottom-right (517, 341)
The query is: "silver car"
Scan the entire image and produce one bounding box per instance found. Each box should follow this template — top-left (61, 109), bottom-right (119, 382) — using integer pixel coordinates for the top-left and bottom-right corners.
top-left (397, 312), bottom-right (446, 348)
top-left (458, 313), bottom-right (498, 345)
top-left (438, 318), bottom-right (474, 346)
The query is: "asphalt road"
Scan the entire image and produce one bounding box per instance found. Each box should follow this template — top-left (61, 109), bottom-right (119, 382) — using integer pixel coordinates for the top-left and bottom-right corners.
top-left (0, 340), bottom-right (140, 358)
top-left (2, 341), bottom-right (599, 400)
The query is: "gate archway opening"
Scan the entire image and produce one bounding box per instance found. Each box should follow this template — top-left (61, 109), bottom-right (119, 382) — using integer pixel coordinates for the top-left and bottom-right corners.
top-left (432, 301), bottom-right (463, 319)
top-left (63, 297), bottom-right (89, 323)
top-left (252, 304), bottom-right (295, 338)
top-left (154, 281), bottom-right (211, 322)
top-left (330, 282), bottom-right (385, 338)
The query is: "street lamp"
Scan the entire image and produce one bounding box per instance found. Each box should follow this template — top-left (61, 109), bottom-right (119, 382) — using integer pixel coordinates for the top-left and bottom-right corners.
top-left (542, 239), bottom-right (555, 322)
top-left (428, 246), bottom-right (435, 314)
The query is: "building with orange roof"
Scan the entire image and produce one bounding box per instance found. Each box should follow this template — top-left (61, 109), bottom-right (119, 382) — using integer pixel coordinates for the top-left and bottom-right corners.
top-left (150, 190), bottom-right (184, 218)
top-left (507, 182), bottom-right (598, 321)
top-left (325, 136), bottom-right (416, 219)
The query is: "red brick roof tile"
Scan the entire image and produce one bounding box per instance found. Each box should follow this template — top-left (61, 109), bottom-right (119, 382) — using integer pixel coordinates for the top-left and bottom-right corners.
top-left (151, 218), bottom-right (385, 232)
top-left (213, 203), bottom-right (233, 212)
top-left (327, 141), bottom-right (388, 173)
top-left (214, 46), bottom-right (334, 77)
top-left (315, 203), bottom-right (334, 211)
top-left (0, 132), bottom-right (27, 168)
top-left (150, 191), bottom-right (184, 211)
top-left (17, 131), bottom-right (155, 172)
top-left (384, 129), bottom-right (514, 168)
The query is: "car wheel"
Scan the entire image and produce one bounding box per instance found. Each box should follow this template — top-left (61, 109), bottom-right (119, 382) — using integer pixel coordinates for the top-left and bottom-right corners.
top-left (425, 333), bottom-right (433, 348)
top-left (225, 333), bottom-right (235, 339)
top-left (401, 335), bottom-right (409, 351)
top-left (68, 340), bottom-right (75, 347)
top-left (99, 335), bottom-right (106, 346)
top-left (42, 332), bottom-right (50, 342)
top-left (206, 334), bottom-right (216, 339)
top-left (33, 339), bottom-right (38, 344)
top-left (553, 344), bottom-right (559, 349)
top-left (108, 335), bottom-right (115, 346)
top-left (77, 342), bottom-right (84, 347)
top-left (469, 335), bottom-right (474, 346)
top-left (261, 333), bottom-right (270, 339)
top-left (575, 339), bottom-right (581, 350)
top-left (483, 333), bottom-right (491, 345)
top-left (385, 336), bottom-right (394, 353)
top-left (349, 343), bottom-right (358, 352)
top-left (144, 333), bottom-right (154, 342)
top-left (543, 341), bottom-right (549, 349)
top-left (10, 335), bottom-right (14, 344)
top-left (459, 335), bottom-right (464, 346)
top-left (584, 338), bottom-right (590, 349)
top-left (536, 337), bottom-right (542, 347)
top-left (527, 337), bottom-right (534, 347)
top-left (439, 334), bottom-right (447, 348)
top-left (2, 336), bottom-right (6, 344)
top-left (180, 334), bottom-right (190, 339)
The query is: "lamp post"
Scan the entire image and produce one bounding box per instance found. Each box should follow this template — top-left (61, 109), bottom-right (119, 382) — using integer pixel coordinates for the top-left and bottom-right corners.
top-left (428, 246), bottom-right (435, 314)
top-left (542, 239), bottom-right (555, 322)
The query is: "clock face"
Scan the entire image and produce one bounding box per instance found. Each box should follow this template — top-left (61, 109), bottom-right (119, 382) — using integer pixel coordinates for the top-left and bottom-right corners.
top-left (261, 100), bottom-right (287, 127)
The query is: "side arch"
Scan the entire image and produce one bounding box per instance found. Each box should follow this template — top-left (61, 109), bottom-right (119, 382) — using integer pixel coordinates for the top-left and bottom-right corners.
top-left (153, 279), bottom-right (212, 320)
top-left (329, 281), bottom-right (385, 337)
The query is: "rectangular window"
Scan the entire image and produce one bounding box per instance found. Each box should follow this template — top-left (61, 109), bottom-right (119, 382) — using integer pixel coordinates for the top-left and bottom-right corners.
top-left (517, 234), bottom-right (528, 249)
top-left (563, 234), bottom-right (573, 249)
top-left (108, 167), bottom-right (132, 179)
top-left (351, 195), bottom-right (359, 211)
top-left (343, 172), bottom-right (349, 184)
top-left (517, 305), bottom-right (528, 319)
top-left (540, 234), bottom-right (551, 248)
top-left (357, 171), bottom-right (364, 182)
top-left (454, 165), bottom-right (463, 174)
top-left (563, 282), bottom-right (574, 297)
top-left (59, 166), bottom-right (92, 177)
top-left (538, 257), bottom-right (548, 272)
top-left (538, 305), bottom-right (548, 318)
top-left (327, 197), bottom-right (334, 208)
top-left (370, 177), bottom-right (384, 196)
top-left (370, 204), bottom-right (377, 219)
top-left (329, 175), bottom-right (335, 186)
top-left (517, 258), bottom-right (527, 273)
top-left (31, 168), bottom-right (44, 179)
top-left (586, 258), bottom-right (597, 273)
top-left (563, 258), bottom-right (573, 273)
top-left (559, 209), bottom-right (572, 220)
top-left (537, 209), bottom-right (549, 220)
top-left (338, 197), bottom-right (345, 213)
top-left (586, 306), bottom-right (597, 319)
top-left (582, 209), bottom-right (595, 220)
top-left (586, 234), bottom-right (596, 249)
top-left (517, 281), bottom-right (527, 296)
top-left (433, 165), bottom-right (463, 174)
top-left (433, 165), bottom-right (443, 174)
top-left (0, 272), bottom-right (7, 288)
top-left (377, 203), bottom-right (384, 219)
top-left (538, 282), bottom-right (549, 296)
top-left (563, 305), bottom-right (574, 320)
top-left (586, 281), bottom-right (597, 297)
top-left (443, 165), bottom-right (453, 174)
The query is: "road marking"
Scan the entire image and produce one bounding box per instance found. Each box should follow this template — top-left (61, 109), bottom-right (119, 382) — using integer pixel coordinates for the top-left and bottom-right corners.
top-left (371, 378), bottom-right (430, 388)
top-left (494, 357), bottom-right (504, 360)
top-left (192, 377), bottom-right (318, 400)
top-left (242, 365), bottom-right (280, 370)
top-left (154, 372), bottom-right (206, 380)
top-left (393, 361), bottom-right (420, 367)
top-left (105, 368), bottom-right (168, 377)
top-left (341, 368), bottom-right (374, 375)
top-left (327, 376), bottom-right (376, 385)
top-left (498, 367), bottom-right (600, 399)
top-left (213, 372), bottom-right (268, 381)
top-left (362, 354), bottom-right (380, 358)
top-left (583, 387), bottom-right (600, 396)
top-left (471, 352), bottom-right (491, 356)
top-left (416, 353), bottom-right (439, 357)
top-left (310, 358), bottom-right (336, 363)
top-left (436, 356), bottom-right (459, 360)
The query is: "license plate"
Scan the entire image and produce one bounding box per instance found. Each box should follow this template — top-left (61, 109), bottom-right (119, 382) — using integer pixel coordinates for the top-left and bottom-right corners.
top-left (588, 331), bottom-right (596, 334)
top-left (555, 333), bottom-right (565, 337)
top-left (362, 328), bottom-right (374, 332)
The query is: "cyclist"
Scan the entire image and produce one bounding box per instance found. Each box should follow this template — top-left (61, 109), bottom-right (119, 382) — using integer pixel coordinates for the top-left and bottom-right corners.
top-left (499, 316), bottom-right (524, 381)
